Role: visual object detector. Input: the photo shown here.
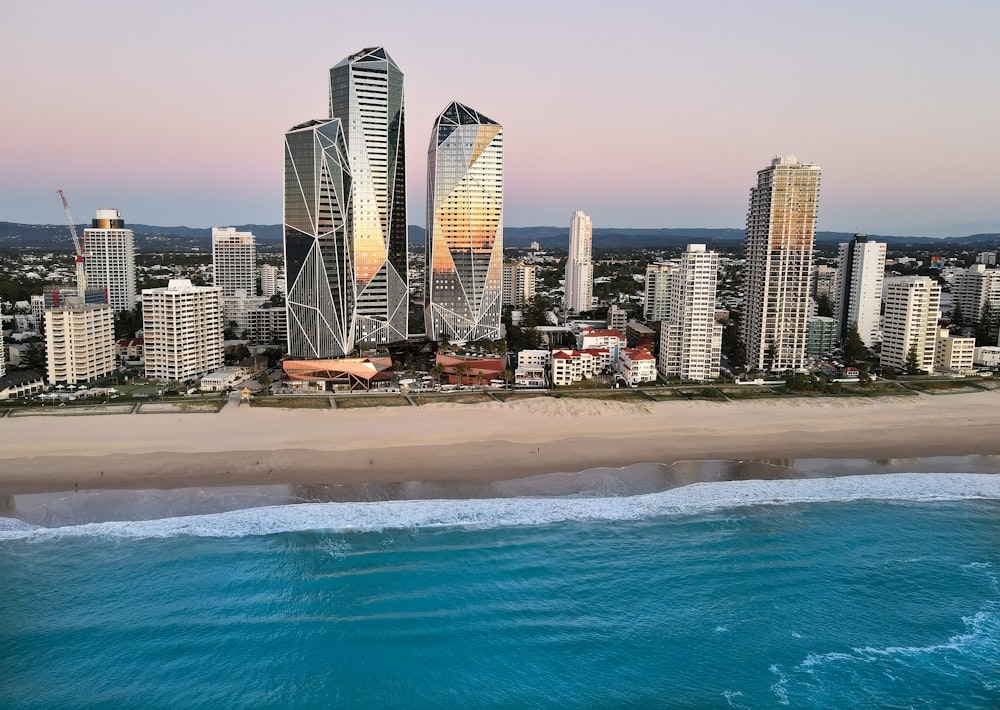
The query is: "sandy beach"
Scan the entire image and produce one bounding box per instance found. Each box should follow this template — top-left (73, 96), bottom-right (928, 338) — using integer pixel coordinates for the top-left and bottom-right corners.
top-left (1, 389), bottom-right (999, 496)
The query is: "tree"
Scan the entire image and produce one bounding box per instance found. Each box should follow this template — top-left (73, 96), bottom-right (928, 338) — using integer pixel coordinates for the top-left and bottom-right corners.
top-left (257, 373), bottom-right (271, 395)
top-left (455, 363), bottom-right (469, 385)
top-left (815, 292), bottom-right (834, 318)
top-left (430, 364), bottom-right (445, 384)
top-left (976, 303), bottom-right (995, 346)
top-left (904, 344), bottom-right (923, 375)
top-left (764, 340), bottom-right (777, 373)
top-left (114, 305), bottom-right (143, 339)
top-left (24, 341), bottom-right (46, 372)
top-left (842, 325), bottom-right (868, 365)
top-left (950, 302), bottom-right (964, 330)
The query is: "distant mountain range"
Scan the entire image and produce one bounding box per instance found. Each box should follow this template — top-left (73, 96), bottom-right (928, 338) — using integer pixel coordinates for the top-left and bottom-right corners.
top-left (2, 221), bottom-right (998, 252)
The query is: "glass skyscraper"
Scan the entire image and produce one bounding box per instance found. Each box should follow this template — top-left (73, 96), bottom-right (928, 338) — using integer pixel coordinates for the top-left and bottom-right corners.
top-left (283, 118), bottom-right (355, 359)
top-left (329, 47), bottom-right (408, 346)
top-left (424, 102), bottom-right (504, 342)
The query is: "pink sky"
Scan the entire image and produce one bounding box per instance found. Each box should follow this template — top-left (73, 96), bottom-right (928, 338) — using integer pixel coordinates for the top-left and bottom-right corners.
top-left (2, 0), bottom-right (998, 237)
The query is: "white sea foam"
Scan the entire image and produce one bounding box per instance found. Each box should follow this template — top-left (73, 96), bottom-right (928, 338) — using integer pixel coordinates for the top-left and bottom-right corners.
top-left (0, 472), bottom-right (998, 542)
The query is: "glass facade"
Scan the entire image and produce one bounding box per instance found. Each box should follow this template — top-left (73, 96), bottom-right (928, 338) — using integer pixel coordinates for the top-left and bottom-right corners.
top-left (424, 102), bottom-right (503, 342)
top-left (283, 119), bottom-right (355, 359)
top-left (329, 47), bottom-right (408, 346)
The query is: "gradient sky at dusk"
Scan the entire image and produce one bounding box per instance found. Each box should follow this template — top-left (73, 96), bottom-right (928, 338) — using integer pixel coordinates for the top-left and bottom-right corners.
top-left (3, 0), bottom-right (998, 236)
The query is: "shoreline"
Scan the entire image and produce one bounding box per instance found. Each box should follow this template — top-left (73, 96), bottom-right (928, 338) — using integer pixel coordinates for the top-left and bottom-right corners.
top-left (1, 390), bottom-right (999, 498)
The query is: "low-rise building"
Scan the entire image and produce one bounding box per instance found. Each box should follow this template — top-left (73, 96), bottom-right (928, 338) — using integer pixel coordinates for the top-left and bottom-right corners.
top-left (973, 346), bottom-right (1000, 368)
top-left (200, 367), bottom-right (248, 391)
top-left (616, 346), bottom-right (657, 386)
top-left (0, 370), bottom-right (46, 400)
top-left (934, 329), bottom-right (975, 374)
top-left (577, 327), bottom-right (626, 351)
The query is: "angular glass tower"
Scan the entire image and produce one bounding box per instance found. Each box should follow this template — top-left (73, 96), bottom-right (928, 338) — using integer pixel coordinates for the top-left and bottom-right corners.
top-left (424, 102), bottom-right (504, 342)
top-left (329, 47), bottom-right (408, 346)
top-left (283, 119), bottom-right (355, 359)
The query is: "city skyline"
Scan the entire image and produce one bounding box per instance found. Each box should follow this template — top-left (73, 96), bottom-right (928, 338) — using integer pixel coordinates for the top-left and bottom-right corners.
top-left (3, 1), bottom-right (999, 236)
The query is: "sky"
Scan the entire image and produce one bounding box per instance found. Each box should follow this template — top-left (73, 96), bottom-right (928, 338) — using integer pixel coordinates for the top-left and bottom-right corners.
top-left (2, 0), bottom-right (998, 237)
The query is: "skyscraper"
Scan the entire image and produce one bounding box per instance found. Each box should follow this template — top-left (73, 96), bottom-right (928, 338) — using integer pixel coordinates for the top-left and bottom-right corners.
top-left (425, 102), bottom-right (503, 342)
top-left (212, 227), bottom-right (258, 298)
top-left (740, 155), bottom-right (821, 371)
top-left (644, 262), bottom-right (679, 321)
top-left (881, 276), bottom-right (941, 373)
top-left (502, 262), bottom-right (536, 307)
top-left (260, 264), bottom-right (281, 298)
top-left (44, 302), bottom-right (115, 385)
top-left (283, 118), bottom-right (354, 359)
top-left (564, 211), bottom-right (593, 314)
top-left (329, 47), bottom-right (408, 346)
top-left (142, 279), bottom-right (223, 382)
top-left (84, 208), bottom-right (136, 313)
top-left (834, 234), bottom-right (886, 347)
top-left (659, 244), bottom-right (723, 381)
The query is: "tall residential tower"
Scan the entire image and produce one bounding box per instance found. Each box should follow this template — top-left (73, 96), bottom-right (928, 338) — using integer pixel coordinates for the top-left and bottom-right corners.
top-left (212, 227), bottom-right (258, 297)
top-left (329, 47), bottom-right (408, 346)
top-left (424, 102), bottom-right (504, 342)
top-left (740, 155), bottom-right (821, 371)
top-left (834, 234), bottom-right (886, 347)
top-left (83, 208), bottom-right (136, 313)
top-left (659, 244), bottom-right (723, 381)
top-left (564, 211), bottom-right (593, 314)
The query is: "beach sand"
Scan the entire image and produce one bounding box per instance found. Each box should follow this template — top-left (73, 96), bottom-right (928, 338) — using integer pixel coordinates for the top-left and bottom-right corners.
top-left (1, 389), bottom-right (999, 497)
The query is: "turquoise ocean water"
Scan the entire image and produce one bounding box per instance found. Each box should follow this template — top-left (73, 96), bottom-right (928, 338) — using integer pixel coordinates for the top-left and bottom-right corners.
top-left (2, 472), bottom-right (999, 708)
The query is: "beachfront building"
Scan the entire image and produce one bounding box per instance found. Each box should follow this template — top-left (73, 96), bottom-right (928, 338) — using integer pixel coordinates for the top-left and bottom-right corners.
top-left (881, 276), bottom-right (941, 373)
top-left (617, 346), bottom-right (657, 386)
top-left (283, 118), bottom-right (355, 359)
top-left (644, 262), bottom-right (678, 321)
top-left (934, 328), bottom-right (975, 375)
top-left (806, 316), bottom-right (838, 359)
top-left (83, 208), bottom-right (136, 313)
top-left (577, 327), bottom-right (626, 351)
top-left (741, 155), bottom-right (821, 372)
top-left (0, 331), bottom-right (5, 377)
top-left (247, 303), bottom-right (287, 344)
top-left (659, 244), bottom-right (723, 382)
top-left (142, 279), bottom-right (223, 382)
top-left (199, 366), bottom-right (248, 392)
top-left (974, 346), bottom-right (1000, 368)
top-left (835, 234), bottom-right (886, 347)
top-left (564, 211), bottom-right (594, 314)
top-left (44, 302), bottom-right (115, 385)
top-left (330, 47), bottom-right (408, 346)
top-left (0, 370), bottom-right (46, 401)
top-left (551, 348), bottom-right (613, 386)
top-left (424, 102), bottom-right (504, 343)
top-left (502, 262), bottom-right (536, 307)
top-left (212, 227), bottom-right (258, 298)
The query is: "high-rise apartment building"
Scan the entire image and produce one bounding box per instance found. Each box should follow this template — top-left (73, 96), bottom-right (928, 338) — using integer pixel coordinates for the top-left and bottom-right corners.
top-left (740, 155), bottom-right (821, 371)
top-left (0, 331), bottom-right (6, 377)
top-left (330, 47), bottom-right (408, 346)
top-left (812, 264), bottom-right (837, 301)
top-left (659, 244), bottom-right (723, 381)
top-left (83, 208), bottom-right (136, 313)
top-left (142, 279), bottom-right (223, 382)
top-left (834, 234), bottom-right (886, 347)
top-left (283, 118), bottom-right (355, 359)
top-left (212, 227), bottom-right (257, 297)
top-left (425, 102), bottom-right (504, 342)
top-left (564, 211), bottom-right (593, 314)
top-left (260, 264), bottom-right (281, 298)
top-left (644, 262), bottom-right (678, 321)
top-left (44, 302), bottom-right (115, 385)
top-left (881, 276), bottom-right (941, 373)
top-left (952, 264), bottom-right (1000, 333)
top-left (502, 262), bottom-right (536, 307)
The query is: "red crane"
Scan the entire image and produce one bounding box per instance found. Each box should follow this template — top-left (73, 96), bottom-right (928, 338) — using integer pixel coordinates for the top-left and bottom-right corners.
top-left (57, 189), bottom-right (88, 296)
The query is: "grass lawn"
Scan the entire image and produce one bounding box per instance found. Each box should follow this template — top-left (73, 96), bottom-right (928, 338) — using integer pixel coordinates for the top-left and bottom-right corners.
top-left (335, 395), bottom-right (411, 409)
top-left (250, 397), bottom-right (331, 409)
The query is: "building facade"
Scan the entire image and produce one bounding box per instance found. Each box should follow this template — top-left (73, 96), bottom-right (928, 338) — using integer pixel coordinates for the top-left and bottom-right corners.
top-left (44, 303), bottom-right (115, 385)
top-left (934, 328), bottom-right (975, 374)
top-left (283, 118), bottom-right (355, 359)
top-left (659, 244), bottom-right (723, 381)
top-left (881, 276), bottom-right (941, 373)
top-left (644, 262), bottom-right (678, 321)
top-left (260, 264), bottom-right (281, 298)
top-left (330, 47), bottom-right (408, 346)
top-left (806, 316), bottom-right (838, 358)
top-left (424, 102), bottom-right (504, 342)
top-left (212, 227), bottom-right (258, 298)
top-left (502, 262), bottom-right (536, 307)
top-left (740, 155), bottom-right (821, 371)
top-left (142, 279), bottom-right (223, 382)
top-left (952, 264), bottom-right (1000, 335)
top-left (83, 209), bottom-right (136, 313)
top-left (564, 211), bottom-right (593, 314)
top-left (834, 234), bottom-right (886, 347)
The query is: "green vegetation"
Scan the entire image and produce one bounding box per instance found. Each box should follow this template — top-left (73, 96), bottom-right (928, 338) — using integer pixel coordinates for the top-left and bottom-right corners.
top-left (250, 397), bottom-right (331, 409)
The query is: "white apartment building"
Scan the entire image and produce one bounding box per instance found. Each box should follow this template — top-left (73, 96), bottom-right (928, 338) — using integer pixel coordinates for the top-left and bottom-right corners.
top-left (952, 264), bottom-right (1000, 329)
top-left (835, 235), bottom-right (887, 347)
top-left (812, 264), bottom-right (838, 300)
top-left (934, 328), bottom-right (975, 374)
top-left (502, 262), bottom-right (537, 307)
top-left (881, 276), bottom-right (941, 373)
top-left (222, 291), bottom-right (269, 336)
top-left (551, 348), bottom-right (613, 385)
top-left (564, 211), bottom-right (593, 313)
top-left (607, 304), bottom-right (627, 332)
top-left (247, 303), bottom-right (287, 344)
top-left (0, 331), bottom-right (5, 377)
top-left (741, 156), bottom-right (821, 371)
top-left (212, 227), bottom-right (258, 298)
top-left (83, 208), bottom-right (136, 313)
top-left (617, 346), bottom-right (657, 386)
top-left (659, 244), bottom-right (723, 382)
top-left (142, 279), bottom-right (223, 382)
top-left (260, 264), bottom-right (283, 298)
top-left (644, 262), bottom-right (678, 321)
top-left (517, 349), bottom-right (551, 368)
top-left (577, 327), bottom-right (626, 351)
top-left (44, 303), bottom-right (115, 385)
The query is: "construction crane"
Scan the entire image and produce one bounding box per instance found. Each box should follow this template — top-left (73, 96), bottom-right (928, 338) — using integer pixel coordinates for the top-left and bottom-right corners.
top-left (57, 189), bottom-right (88, 297)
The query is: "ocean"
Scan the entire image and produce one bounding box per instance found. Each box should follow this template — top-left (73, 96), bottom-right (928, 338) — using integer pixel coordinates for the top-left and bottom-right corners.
top-left (2, 472), bottom-right (999, 708)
